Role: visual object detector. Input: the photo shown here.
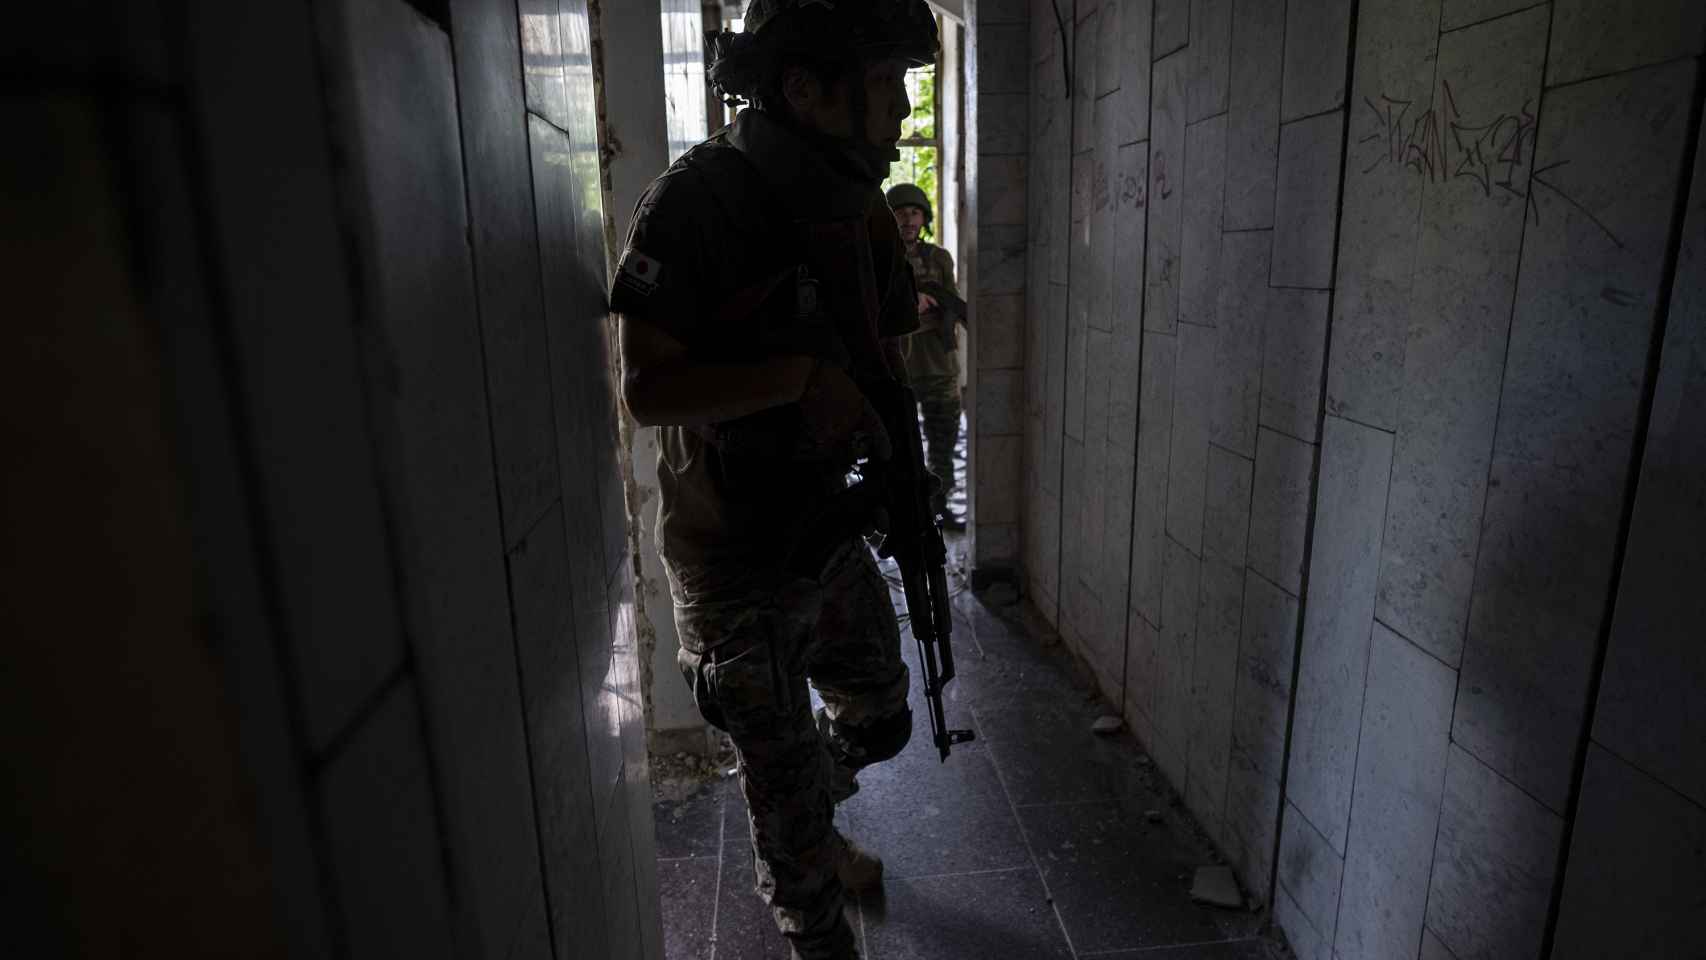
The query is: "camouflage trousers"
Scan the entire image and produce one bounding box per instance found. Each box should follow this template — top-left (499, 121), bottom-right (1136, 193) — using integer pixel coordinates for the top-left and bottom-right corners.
top-left (913, 374), bottom-right (961, 515)
top-left (674, 542), bottom-right (911, 960)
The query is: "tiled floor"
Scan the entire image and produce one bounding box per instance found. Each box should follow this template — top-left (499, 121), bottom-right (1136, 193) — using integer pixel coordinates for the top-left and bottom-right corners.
top-left (653, 541), bottom-right (1288, 960)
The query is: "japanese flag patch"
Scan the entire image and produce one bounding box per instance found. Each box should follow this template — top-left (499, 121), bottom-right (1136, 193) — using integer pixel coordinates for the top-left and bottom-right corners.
top-left (616, 247), bottom-right (664, 298)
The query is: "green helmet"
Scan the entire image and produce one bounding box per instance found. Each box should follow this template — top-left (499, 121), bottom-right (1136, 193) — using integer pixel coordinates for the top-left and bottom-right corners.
top-left (885, 182), bottom-right (933, 224)
top-left (709, 0), bottom-right (939, 104)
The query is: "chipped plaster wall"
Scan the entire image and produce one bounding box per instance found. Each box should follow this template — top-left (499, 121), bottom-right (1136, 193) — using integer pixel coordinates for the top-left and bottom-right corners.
top-left (1018, 0), bottom-right (1706, 956)
top-left (593, 0), bottom-right (717, 752)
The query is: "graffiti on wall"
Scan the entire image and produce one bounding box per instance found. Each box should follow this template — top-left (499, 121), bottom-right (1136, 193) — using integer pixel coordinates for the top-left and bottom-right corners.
top-left (1357, 80), bottom-right (1622, 249)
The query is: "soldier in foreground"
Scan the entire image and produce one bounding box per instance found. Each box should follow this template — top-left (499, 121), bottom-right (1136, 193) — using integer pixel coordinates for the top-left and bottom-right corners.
top-left (612, 2), bottom-right (945, 957)
top-left (886, 182), bottom-right (967, 529)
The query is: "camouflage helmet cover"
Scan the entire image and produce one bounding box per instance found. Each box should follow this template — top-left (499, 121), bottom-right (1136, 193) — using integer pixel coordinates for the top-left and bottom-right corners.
top-left (884, 182), bottom-right (932, 224)
top-left (709, 0), bottom-right (939, 102)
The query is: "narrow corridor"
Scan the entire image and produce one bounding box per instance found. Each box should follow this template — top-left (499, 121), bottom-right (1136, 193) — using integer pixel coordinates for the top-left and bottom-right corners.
top-left (654, 539), bottom-right (1284, 960)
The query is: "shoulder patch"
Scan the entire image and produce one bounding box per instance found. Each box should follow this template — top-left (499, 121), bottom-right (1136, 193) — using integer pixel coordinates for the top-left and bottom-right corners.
top-left (616, 247), bottom-right (664, 298)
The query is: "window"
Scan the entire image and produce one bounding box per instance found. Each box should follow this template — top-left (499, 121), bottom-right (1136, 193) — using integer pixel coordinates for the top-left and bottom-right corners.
top-left (881, 61), bottom-right (941, 242)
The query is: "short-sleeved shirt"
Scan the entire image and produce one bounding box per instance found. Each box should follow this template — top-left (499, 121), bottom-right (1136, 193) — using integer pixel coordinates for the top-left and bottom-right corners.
top-left (612, 109), bottom-right (918, 606)
top-left (902, 241), bottom-right (960, 381)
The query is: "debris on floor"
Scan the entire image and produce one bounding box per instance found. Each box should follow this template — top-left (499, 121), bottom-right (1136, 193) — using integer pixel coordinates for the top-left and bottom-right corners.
top-left (1145, 809), bottom-right (1164, 823)
top-left (1190, 865), bottom-right (1244, 909)
top-left (1092, 715), bottom-right (1124, 735)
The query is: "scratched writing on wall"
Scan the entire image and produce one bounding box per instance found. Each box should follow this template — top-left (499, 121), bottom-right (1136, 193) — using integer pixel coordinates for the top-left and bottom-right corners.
top-left (1357, 81), bottom-right (1622, 248)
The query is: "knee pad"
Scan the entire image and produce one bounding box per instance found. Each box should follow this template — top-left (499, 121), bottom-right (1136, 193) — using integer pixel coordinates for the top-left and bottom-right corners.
top-left (830, 707), bottom-right (913, 767)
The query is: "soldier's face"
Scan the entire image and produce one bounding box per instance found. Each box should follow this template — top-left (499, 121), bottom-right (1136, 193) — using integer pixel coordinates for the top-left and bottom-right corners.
top-left (894, 206), bottom-right (926, 242)
top-left (784, 58), bottom-right (911, 147)
top-left (861, 58), bottom-right (911, 147)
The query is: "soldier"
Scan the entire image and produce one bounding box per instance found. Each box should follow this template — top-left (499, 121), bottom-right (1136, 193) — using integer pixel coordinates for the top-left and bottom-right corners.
top-left (886, 182), bottom-right (965, 528)
top-left (612, 2), bottom-right (938, 958)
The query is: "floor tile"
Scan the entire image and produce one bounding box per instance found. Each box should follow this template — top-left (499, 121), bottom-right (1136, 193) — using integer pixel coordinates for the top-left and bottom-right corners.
top-left (861, 867), bottom-right (1072, 960)
top-left (1018, 799), bottom-right (1261, 954)
top-left (713, 838), bottom-right (796, 960)
top-left (842, 739), bottom-right (1033, 880)
top-left (657, 857), bottom-right (717, 960)
top-left (978, 697), bottom-right (1164, 807)
top-left (1090, 937), bottom-right (1279, 958)
top-left (654, 780), bottom-right (724, 860)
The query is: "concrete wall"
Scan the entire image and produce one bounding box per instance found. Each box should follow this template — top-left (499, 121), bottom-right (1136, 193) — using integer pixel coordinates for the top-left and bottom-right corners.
top-left (967, 0), bottom-right (1032, 581)
top-left (5, 1), bottom-right (661, 956)
top-left (1016, 0), bottom-right (1706, 956)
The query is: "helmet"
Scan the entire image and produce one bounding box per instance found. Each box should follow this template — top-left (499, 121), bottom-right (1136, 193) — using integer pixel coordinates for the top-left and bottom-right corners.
top-left (885, 183), bottom-right (933, 224)
top-left (709, 0), bottom-right (939, 104)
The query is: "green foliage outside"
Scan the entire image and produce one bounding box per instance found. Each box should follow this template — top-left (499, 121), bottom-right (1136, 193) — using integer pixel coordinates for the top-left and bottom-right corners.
top-left (883, 65), bottom-right (939, 242)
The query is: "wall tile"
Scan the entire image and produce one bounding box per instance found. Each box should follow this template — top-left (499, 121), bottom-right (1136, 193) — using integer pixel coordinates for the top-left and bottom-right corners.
top-left (1271, 112), bottom-right (1344, 289)
top-left (1224, 749), bottom-right (1281, 902)
top-left (1438, 0), bottom-right (1533, 31)
top-left (983, 0), bottom-right (1031, 24)
top-left (980, 92), bottom-right (1031, 155)
top-left (508, 505), bottom-right (608, 960)
top-left (1043, 283), bottom-right (1070, 493)
top-left (337, 8), bottom-right (544, 952)
top-left (1280, 0), bottom-right (1353, 121)
top-left (1155, 0), bottom-right (1190, 58)
top-left (1188, 555), bottom-right (1244, 833)
top-left (453, 0), bottom-right (560, 552)
top-left (1108, 145), bottom-right (1150, 450)
top-left (1247, 427), bottom-right (1315, 596)
top-left (1089, 99), bottom-right (1118, 332)
top-left (1594, 112), bottom-right (1706, 810)
top-left (1420, 927), bottom-right (1457, 960)
top-left (1324, 0), bottom-right (1444, 431)
top-left (1210, 229), bottom-right (1269, 457)
top-left (1286, 416), bottom-right (1393, 854)
top-left (1546, 0), bottom-right (1706, 87)
top-left (979, 522), bottom-right (1022, 567)
top-left (982, 223), bottom-right (1031, 296)
top-left (979, 434), bottom-right (1022, 526)
top-left (1375, 6), bottom-right (1548, 664)
top-left (1131, 330), bottom-right (1178, 625)
top-left (1425, 745), bottom-right (1562, 960)
top-left (1551, 746), bottom-right (1706, 960)
top-left (1165, 321), bottom-right (1215, 553)
top-left (518, 0), bottom-right (569, 130)
top-left (1454, 60), bottom-right (1699, 809)
top-left (1126, 606), bottom-right (1163, 725)
top-left (1146, 51), bottom-right (1189, 333)
top-left (1118, 0), bottom-right (1155, 145)
top-left (1277, 802), bottom-right (1344, 947)
top-left (1335, 623), bottom-right (1455, 960)
top-left (1097, 0), bottom-right (1123, 98)
top-left (978, 368), bottom-right (1026, 438)
top-left (1234, 570), bottom-right (1300, 780)
top-left (1188, 0), bottom-right (1232, 121)
top-left (320, 682), bottom-right (456, 960)
top-left (981, 154), bottom-right (1029, 226)
top-left (1074, 11), bottom-right (1099, 153)
top-left (980, 293), bottom-right (1026, 370)
top-left (1224, 0), bottom-right (1284, 230)
top-left (980, 22), bottom-right (1031, 95)
top-left (1180, 114), bottom-right (1229, 327)
top-left (1275, 882), bottom-right (1331, 960)
top-left (1157, 537), bottom-right (1202, 763)
top-left (1259, 288), bottom-right (1328, 443)
top-left (1203, 445), bottom-right (1254, 565)
top-left (1100, 450), bottom-right (1138, 639)
top-left (1065, 300), bottom-right (1089, 441)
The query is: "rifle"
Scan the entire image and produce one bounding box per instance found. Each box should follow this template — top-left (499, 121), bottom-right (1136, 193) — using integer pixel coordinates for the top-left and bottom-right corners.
top-left (779, 373), bottom-right (975, 762)
top-left (915, 279), bottom-right (967, 326)
top-left (861, 375), bottom-right (976, 762)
